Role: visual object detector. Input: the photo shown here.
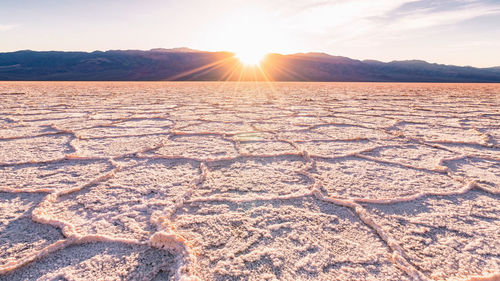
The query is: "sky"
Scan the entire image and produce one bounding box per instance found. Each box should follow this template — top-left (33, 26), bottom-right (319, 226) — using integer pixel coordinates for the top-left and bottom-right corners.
top-left (1, 0), bottom-right (500, 67)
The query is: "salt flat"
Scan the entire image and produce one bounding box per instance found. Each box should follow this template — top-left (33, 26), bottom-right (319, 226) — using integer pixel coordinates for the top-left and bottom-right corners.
top-left (0, 82), bottom-right (499, 281)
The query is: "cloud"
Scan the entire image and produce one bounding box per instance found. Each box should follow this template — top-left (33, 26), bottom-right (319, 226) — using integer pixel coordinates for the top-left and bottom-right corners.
top-left (276, 0), bottom-right (500, 48)
top-left (378, 0), bottom-right (500, 30)
top-left (0, 24), bottom-right (16, 31)
top-left (279, 0), bottom-right (500, 33)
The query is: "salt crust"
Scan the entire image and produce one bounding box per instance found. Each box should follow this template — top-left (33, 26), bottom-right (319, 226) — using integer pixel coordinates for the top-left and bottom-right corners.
top-left (0, 82), bottom-right (499, 281)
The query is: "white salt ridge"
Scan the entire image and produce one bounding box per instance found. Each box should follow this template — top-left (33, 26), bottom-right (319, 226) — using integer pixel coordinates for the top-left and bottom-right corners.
top-left (1, 82), bottom-right (499, 281)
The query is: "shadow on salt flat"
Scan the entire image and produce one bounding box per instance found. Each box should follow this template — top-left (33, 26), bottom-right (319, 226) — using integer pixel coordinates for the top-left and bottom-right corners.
top-left (0, 124), bottom-right (59, 139)
top-left (446, 157), bottom-right (500, 192)
top-left (171, 197), bottom-right (410, 281)
top-left (363, 190), bottom-right (500, 280)
top-left (0, 193), bottom-right (63, 268)
top-left (439, 143), bottom-right (500, 160)
top-left (0, 242), bottom-right (175, 281)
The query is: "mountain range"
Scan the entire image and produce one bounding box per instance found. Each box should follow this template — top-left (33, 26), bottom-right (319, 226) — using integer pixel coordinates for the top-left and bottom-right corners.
top-left (1, 48), bottom-right (500, 82)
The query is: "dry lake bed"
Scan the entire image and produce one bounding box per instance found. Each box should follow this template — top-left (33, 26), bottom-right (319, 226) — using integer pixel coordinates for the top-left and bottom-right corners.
top-left (0, 82), bottom-right (499, 281)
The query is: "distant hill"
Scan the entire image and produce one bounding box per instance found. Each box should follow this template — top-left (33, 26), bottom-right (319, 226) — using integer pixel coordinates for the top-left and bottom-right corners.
top-left (1, 49), bottom-right (500, 82)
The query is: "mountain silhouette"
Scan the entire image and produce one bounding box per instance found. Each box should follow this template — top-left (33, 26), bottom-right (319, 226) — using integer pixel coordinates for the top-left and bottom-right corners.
top-left (1, 49), bottom-right (500, 82)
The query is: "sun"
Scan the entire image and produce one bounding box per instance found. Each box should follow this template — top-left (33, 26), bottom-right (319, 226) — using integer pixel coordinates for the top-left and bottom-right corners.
top-left (235, 50), bottom-right (266, 66)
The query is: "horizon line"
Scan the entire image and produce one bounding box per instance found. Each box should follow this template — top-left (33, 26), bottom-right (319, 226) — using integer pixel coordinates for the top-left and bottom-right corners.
top-left (1, 47), bottom-right (498, 69)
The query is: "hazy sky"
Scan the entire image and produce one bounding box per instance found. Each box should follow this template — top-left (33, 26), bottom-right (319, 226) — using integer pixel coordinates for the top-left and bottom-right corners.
top-left (1, 0), bottom-right (500, 67)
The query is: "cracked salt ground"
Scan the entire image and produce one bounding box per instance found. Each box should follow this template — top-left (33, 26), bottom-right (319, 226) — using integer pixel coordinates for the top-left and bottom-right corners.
top-left (171, 198), bottom-right (410, 281)
top-left (0, 82), bottom-right (500, 281)
top-left (4, 242), bottom-right (176, 281)
top-left (362, 191), bottom-right (500, 280)
top-left (36, 159), bottom-right (200, 241)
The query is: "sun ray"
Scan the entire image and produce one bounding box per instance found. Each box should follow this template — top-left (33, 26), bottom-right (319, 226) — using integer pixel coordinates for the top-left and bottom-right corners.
top-left (165, 56), bottom-right (234, 81)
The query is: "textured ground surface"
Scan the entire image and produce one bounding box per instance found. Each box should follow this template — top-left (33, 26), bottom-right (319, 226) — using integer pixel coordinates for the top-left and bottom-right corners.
top-left (0, 82), bottom-right (499, 281)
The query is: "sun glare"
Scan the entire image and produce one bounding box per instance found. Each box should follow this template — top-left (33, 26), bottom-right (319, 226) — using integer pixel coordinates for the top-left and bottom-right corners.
top-left (235, 51), bottom-right (266, 65)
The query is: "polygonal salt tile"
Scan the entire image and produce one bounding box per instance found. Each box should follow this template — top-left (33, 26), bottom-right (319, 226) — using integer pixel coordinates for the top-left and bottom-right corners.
top-left (0, 123), bottom-right (59, 139)
top-left (177, 121), bottom-right (254, 135)
top-left (363, 190), bottom-right (500, 280)
top-left (0, 135), bottom-right (71, 164)
top-left (88, 111), bottom-right (134, 121)
top-left (297, 139), bottom-right (376, 157)
top-left (437, 143), bottom-right (500, 160)
top-left (44, 117), bottom-right (112, 131)
top-left (360, 142), bottom-right (459, 170)
top-left (0, 193), bottom-right (64, 269)
top-left (73, 135), bottom-right (167, 158)
top-left (36, 159), bottom-right (200, 241)
top-left (11, 112), bottom-right (88, 122)
top-left (113, 118), bottom-right (174, 128)
top-left (232, 131), bottom-right (275, 142)
top-left (76, 126), bottom-right (169, 138)
top-left (287, 116), bottom-right (325, 126)
top-left (253, 121), bottom-right (311, 132)
top-left (447, 157), bottom-right (500, 192)
top-left (192, 156), bottom-right (312, 200)
top-left (235, 110), bottom-right (293, 121)
top-left (196, 113), bottom-right (249, 123)
top-left (239, 141), bottom-right (297, 156)
top-left (312, 124), bottom-right (391, 141)
top-left (0, 160), bottom-right (113, 193)
top-left (459, 117), bottom-right (500, 129)
top-left (333, 113), bottom-right (396, 129)
top-left (484, 128), bottom-right (500, 145)
top-left (171, 198), bottom-right (410, 281)
top-left (144, 135), bottom-right (238, 161)
top-left (314, 157), bottom-right (463, 200)
top-left (278, 130), bottom-right (332, 142)
top-left (389, 123), bottom-right (487, 144)
top-left (426, 116), bottom-right (466, 128)
top-left (1, 242), bottom-right (174, 281)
